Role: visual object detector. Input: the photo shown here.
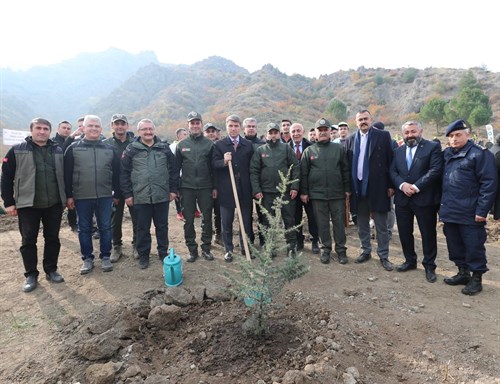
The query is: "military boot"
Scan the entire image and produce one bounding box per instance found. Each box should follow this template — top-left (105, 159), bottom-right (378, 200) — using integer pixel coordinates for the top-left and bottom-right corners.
top-left (444, 267), bottom-right (471, 286)
top-left (461, 272), bottom-right (483, 295)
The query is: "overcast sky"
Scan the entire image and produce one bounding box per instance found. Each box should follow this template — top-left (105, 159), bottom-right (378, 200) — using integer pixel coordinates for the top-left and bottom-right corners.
top-left (1, 0), bottom-right (497, 77)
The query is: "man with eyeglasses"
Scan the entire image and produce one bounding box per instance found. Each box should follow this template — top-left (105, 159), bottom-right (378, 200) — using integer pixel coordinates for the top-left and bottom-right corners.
top-left (121, 119), bottom-right (179, 269)
top-left (104, 114), bottom-right (137, 262)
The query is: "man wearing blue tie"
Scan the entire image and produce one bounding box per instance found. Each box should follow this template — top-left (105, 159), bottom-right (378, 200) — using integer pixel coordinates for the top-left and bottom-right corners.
top-left (345, 110), bottom-right (395, 271)
top-left (390, 121), bottom-right (443, 282)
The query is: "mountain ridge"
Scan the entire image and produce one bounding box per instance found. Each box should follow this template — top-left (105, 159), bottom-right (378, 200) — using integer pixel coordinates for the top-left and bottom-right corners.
top-left (1, 49), bottom-right (498, 141)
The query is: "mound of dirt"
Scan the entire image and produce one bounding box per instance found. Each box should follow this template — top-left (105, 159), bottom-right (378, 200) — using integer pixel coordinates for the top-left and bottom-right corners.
top-left (0, 208), bottom-right (499, 384)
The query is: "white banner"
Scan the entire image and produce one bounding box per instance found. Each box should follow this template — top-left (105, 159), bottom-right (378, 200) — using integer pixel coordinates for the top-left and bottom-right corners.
top-left (2, 129), bottom-right (30, 145)
top-left (485, 125), bottom-right (494, 143)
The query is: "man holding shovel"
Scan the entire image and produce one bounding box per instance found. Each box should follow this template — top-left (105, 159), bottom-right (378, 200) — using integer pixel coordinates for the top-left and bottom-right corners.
top-left (212, 114), bottom-right (254, 262)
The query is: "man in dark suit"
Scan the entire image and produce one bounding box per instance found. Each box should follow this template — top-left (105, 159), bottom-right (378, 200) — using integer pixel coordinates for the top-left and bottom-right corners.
top-left (390, 121), bottom-right (443, 282)
top-left (345, 110), bottom-right (394, 271)
top-left (290, 123), bottom-right (320, 254)
top-left (212, 114), bottom-right (254, 262)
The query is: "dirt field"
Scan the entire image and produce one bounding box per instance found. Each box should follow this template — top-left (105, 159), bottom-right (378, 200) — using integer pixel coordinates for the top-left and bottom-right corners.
top-left (0, 207), bottom-right (498, 384)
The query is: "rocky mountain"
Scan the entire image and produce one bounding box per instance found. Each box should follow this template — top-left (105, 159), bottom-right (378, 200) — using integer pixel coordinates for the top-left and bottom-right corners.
top-left (1, 49), bottom-right (498, 141)
top-left (0, 48), bottom-right (158, 129)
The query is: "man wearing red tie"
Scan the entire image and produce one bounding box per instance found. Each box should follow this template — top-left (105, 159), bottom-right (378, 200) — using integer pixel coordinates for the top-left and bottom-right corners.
top-left (212, 115), bottom-right (254, 262)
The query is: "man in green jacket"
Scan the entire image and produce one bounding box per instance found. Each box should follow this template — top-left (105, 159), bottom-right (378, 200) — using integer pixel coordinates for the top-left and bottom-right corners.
top-left (104, 114), bottom-right (137, 262)
top-left (1, 118), bottom-right (66, 292)
top-left (250, 123), bottom-right (300, 257)
top-left (300, 118), bottom-right (351, 264)
top-left (176, 111), bottom-right (216, 262)
top-left (121, 119), bottom-right (179, 269)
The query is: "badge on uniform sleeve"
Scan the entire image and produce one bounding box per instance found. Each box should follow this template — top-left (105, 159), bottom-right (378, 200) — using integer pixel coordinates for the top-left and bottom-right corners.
top-left (181, 148), bottom-right (191, 152)
top-left (310, 155), bottom-right (318, 160)
top-left (261, 154), bottom-right (270, 158)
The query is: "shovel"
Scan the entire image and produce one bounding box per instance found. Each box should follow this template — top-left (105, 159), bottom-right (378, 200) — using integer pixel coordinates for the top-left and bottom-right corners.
top-left (227, 160), bottom-right (251, 261)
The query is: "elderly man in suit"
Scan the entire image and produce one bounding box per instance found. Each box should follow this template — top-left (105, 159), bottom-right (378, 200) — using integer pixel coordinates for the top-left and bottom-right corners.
top-left (212, 114), bottom-right (254, 262)
top-left (390, 121), bottom-right (443, 282)
top-left (346, 110), bottom-right (395, 271)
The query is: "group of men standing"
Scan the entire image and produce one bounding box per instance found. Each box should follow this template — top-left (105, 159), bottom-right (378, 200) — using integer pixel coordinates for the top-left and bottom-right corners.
top-left (1, 111), bottom-right (498, 297)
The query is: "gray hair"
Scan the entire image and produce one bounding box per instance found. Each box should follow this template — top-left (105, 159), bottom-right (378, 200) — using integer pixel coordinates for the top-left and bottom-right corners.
top-left (137, 119), bottom-right (155, 130)
top-left (243, 117), bottom-right (257, 127)
top-left (401, 120), bottom-right (422, 131)
top-left (83, 115), bottom-right (101, 127)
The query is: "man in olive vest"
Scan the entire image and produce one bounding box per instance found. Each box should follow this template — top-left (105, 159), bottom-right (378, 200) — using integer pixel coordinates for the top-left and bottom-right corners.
top-left (1, 118), bottom-right (66, 292)
top-left (64, 115), bottom-right (121, 275)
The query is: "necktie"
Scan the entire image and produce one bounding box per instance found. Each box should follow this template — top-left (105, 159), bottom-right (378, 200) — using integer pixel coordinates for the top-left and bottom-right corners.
top-left (295, 144), bottom-right (301, 159)
top-left (233, 139), bottom-right (238, 152)
top-left (407, 147), bottom-right (413, 170)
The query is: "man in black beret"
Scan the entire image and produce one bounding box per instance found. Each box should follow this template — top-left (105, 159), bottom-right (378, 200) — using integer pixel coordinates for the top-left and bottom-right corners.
top-left (440, 119), bottom-right (498, 295)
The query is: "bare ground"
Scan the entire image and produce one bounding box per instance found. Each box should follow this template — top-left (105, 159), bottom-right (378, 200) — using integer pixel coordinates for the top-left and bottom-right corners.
top-left (0, 207), bottom-right (499, 384)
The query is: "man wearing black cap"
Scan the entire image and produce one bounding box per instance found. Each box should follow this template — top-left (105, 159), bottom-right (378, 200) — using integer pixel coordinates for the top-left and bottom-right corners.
top-left (290, 122), bottom-right (320, 254)
top-left (104, 114), bottom-right (137, 262)
top-left (345, 110), bottom-right (395, 271)
top-left (301, 118), bottom-right (351, 264)
top-left (212, 114), bottom-right (254, 262)
top-left (250, 123), bottom-right (300, 257)
top-left (176, 112), bottom-right (216, 262)
top-left (440, 119), bottom-right (497, 295)
top-left (203, 122), bottom-right (223, 244)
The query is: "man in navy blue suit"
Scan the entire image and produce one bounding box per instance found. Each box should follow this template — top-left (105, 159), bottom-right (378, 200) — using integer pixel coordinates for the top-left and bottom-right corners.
top-left (390, 121), bottom-right (443, 282)
top-left (212, 114), bottom-right (254, 262)
top-left (345, 110), bottom-right (394, 271)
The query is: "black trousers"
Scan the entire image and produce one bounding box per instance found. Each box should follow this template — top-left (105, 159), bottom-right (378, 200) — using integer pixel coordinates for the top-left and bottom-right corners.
top-left (213, 197), bottom-right (221, 236)
top-left (220, 204), bottom-right (253, 252)
top-left (395, 203), bottom-right (438, 269)
top-left (134, 202), bottom-right (169, 261)
top-left (111, 197), bottom-right (137, 246)
top-left (67, 208), bottom-right (77, 228)
top-left (294, 198), bottom-right (319, 244)
top-left (17, 204), bottom-right (63, 277)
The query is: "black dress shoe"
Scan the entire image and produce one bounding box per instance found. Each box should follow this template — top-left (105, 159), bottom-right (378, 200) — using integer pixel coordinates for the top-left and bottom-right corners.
top-left (46, 271), bottom-right (65, 283)
top-left (396, 262), bottom-right (417, 272)
top-left (355, 253), bottom-right (371, 263)
top-left (425, 269), bottom-right (437, 283)
top-left (201, 251), bottom-right (214, 261)
top-left (224, 252), bottom-right (233, 263)
top-left (311, 241), bottom-right (320, 254)
top-left (186, 254), bottom-right (198, 263)
top-left (320, 250), bottom-right (331, 264)
top-left (381, 259), bottom-right (393, 271)
top-left (23, 275), bottom-right (38, 292)
top-left (338, 254), bottom-right (348, 264)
